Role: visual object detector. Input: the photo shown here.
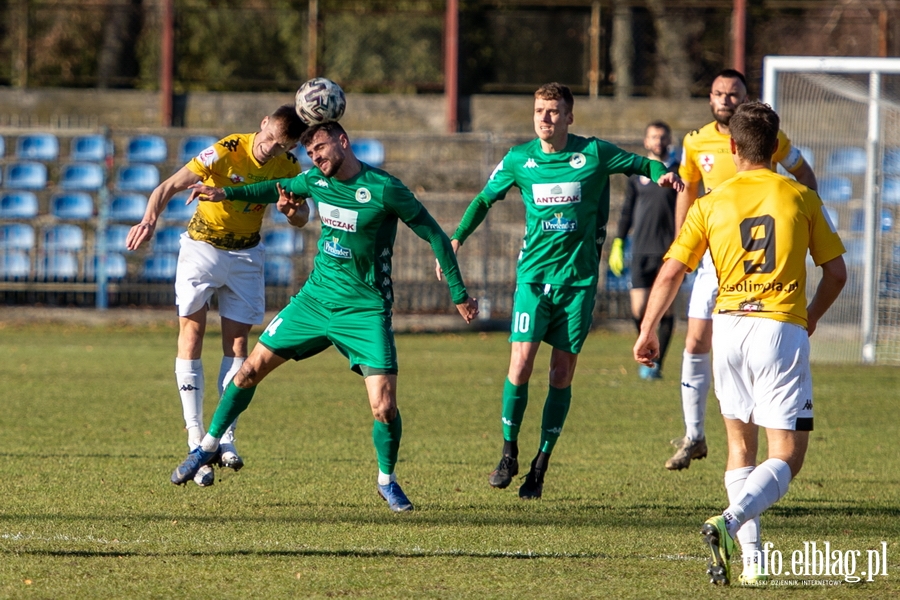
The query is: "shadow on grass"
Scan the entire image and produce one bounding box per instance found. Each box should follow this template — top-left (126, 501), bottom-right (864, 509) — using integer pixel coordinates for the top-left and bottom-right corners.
top-left (2, 547), bottom-right (616, 559)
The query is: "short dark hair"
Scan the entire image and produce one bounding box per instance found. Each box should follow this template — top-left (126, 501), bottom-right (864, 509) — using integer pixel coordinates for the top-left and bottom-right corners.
top-left (535, 82), bottom-right (574, 113)
top-left (645, 120), bottom-right (671, 137)
top-left (270, 104), bottom-right (307, 142)
top-left (713, 68), bottom-right (748, 90)
top-left (299, 121), bottom-right (347, 148)
top-left (728, 101), bottom-right (780, 164)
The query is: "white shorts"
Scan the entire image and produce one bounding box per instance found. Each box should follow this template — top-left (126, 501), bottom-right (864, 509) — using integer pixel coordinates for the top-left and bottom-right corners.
top-left (174, 232), bottom-right (266, 324)
top-left (712, 314), bottom-right (813, 431)
top-left (687, 251), bottom-right (718, 320)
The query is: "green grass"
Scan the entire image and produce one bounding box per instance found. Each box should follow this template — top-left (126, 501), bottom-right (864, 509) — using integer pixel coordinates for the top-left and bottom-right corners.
top-left (0, 323), bottom-right (897, 598)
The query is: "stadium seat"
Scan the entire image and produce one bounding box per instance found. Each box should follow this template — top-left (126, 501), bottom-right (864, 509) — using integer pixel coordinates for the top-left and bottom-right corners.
top-left (89, 252), bottom-right (127, 280)
top-left (154, 227), bottom-right (182, 253)
top-left (40, 251), bottom-right (79, 280)
top-left (352, 139), bottom-right (385, 167)
top-left (142, 253), bottom-right (178, 281)
top-left (163, 191), bottom-right (196, 222)
top-left (103, 225), bottom-right (131, 252)
top-left (883, 177), bottom-right (900, 205)
top-left (817, 176), bottom-right (852, 203)
top-left (0, 136), bottom-right (5, 159)
top-left (109, 193), bottom-right (148, 222)
top-left (851, 208), bottom-right (893, 233)
top-left (43, 224), bottom-right (84, 252)
top-left (116, 164), bottom-right (159, 192)
top-left (178, 135), bottom-right (218, 164)
top-left (5, 162), bottom-right (48, 189)
top-left (126, 135), bottom-right (168, 163)
top-left (262, 227), bottom-right (302, 255)
top-left (883, 208), bottom-right (894, 232)
top-left (826, 146), bottom-right (867, 175)
top-left (883, 148), bottom-right (900, 176)
top-left (1, 250), bottom-right (30, 279)
top-left (51, 193), bottom-right (94, 220)
top-left (59, 163), bottom-right (105, 191)
top-left (70, 134), bottom-right (110, 162)
top-left (15, 132), bottom-right (59, 161)
top-left (0, 223), bottom-right (35, 251)
top-left (265, 255), bottom-right (293, 286)
top-left (0, 192), bottom-right (39, 218)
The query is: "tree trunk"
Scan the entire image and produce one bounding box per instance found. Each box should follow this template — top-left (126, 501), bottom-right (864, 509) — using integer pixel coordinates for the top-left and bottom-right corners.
top-left (611, 1), bottom-right (633, 99)
top-left (646, 0), bottom-right (693, 99)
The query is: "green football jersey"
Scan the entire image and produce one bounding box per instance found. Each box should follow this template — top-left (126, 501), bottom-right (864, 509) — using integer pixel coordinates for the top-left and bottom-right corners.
top-left (455, 134), bottom-right (667, 287)
top-left (224, 163), bottom-right (468, 310)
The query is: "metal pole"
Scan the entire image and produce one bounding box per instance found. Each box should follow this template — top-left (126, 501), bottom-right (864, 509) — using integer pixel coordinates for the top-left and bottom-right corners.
top-left (589, 2), bottom-right (601, 99)
top-left (161, 0), bottom-right (174, 127)
top-left (307, 0), bottom-right (318, 79)
top-left (861, 71), bottom-right (881, 364)
top-left (732, 0), bottom-right (746, 74)
top-left (445, 0), bottom-right (459, 133)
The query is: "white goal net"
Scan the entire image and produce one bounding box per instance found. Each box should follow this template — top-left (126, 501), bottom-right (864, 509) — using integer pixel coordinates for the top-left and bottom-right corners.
top-left (764, 56), bottom-right (900, 365)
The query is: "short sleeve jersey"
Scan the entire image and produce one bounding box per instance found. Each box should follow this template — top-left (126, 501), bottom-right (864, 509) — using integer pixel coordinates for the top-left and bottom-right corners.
top-left (665, 169), bottom-right (845, 328)
top-left (185, 133), bottom-right (301, 249)
top-left (282, 164), bottom-right (438, 310)
top-left (480, 134), bottom-right (661, 287)
top-left (679, 122), bottom-right (803, 193)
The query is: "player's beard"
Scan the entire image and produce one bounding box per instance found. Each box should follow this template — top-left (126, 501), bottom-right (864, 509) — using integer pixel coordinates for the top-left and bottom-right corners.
top-left (317, 152), bottom-right (344, 177)
top-left (712, 106), bottom-right (734, 128)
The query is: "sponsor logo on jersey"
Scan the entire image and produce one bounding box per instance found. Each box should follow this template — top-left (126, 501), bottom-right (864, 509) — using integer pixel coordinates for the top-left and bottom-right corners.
top-left (541, 213), bottom-right (577, 232)
top-left (569, 153), bottom-right (586, 169)
top-left (524, 158), bottom-right (538, 169)
top-left (700, 153), bottom-right (715, 172)
top-left (532, 181), bottom-right (581, 205)
top-left (198, 147), bottom-right (217, 168)
top-left (724, 280), bottom-right (799, 294)
top-left (356, 187), bottom-right (371, 203)
top-left (324, 237), bottom-right (352, 259)
top-left (738, 299), bottom-right (764, 312)
top-left (319, 202), bottom-right (358, 232)
top-left (220, 139), bottom-right (240, 152)
top-left (230, 174), bottom-right (245, 184)
top-left (315, 179), bottom-right (329, 188)
top-left (490, 160), bottom-right (504, 181)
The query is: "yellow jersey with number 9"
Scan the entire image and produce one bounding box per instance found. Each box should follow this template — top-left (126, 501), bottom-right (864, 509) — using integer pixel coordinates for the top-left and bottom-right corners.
top-left (679, 121), bottom-right (803, 194)
top-left (665, 169), bottom-right (845, 328)
top-left (184, 132), bottom-right (300, 250)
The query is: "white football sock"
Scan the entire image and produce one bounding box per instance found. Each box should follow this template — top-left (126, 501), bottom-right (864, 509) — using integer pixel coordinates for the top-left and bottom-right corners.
top-left (725, 466), bottom-right (761, 568)
top-left (176, 358), bottom-right (204, 432)
top-left (200, 434), bottom-right (221, 453)
top-left (681, 351), bottom-right (711, 440)
top-left (725, 458), bottom-right (792, 538)
top-left (377, 470), bottom-right (396, 486)
top-left (217, 356), bottom-right (245, 445)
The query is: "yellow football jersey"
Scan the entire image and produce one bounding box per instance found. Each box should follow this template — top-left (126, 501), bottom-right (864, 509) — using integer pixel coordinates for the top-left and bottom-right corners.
top-left (185, 133), bottom-right (301, 250)
top-left (679, 121), bottom-right (803, 193)
top-left (665, 169), bottom-right (845, 328)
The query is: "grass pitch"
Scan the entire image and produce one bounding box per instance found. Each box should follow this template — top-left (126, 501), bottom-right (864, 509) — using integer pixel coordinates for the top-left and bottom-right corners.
top-left (0, 322), bottom-right (897, 598)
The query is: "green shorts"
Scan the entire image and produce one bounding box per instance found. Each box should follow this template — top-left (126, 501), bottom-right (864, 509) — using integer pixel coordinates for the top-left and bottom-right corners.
top-left (258, 291), bottom-right (398, 376)
top-left (509, 283), bottom-right (595, 354)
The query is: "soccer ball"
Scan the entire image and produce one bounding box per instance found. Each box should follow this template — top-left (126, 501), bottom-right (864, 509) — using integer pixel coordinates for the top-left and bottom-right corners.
top-left (294, 77), bottom-right (346, 125)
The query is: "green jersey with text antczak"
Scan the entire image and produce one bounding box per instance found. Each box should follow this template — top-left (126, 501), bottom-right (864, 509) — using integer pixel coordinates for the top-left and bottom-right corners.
top-left (454, 134), bottom-right (668, 287)
top-left (224, 163), bottom-right (468, 311)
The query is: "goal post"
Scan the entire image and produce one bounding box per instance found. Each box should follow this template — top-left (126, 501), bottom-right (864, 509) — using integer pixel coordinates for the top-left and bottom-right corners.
top-left (763, 56), bottom-right (900, 365)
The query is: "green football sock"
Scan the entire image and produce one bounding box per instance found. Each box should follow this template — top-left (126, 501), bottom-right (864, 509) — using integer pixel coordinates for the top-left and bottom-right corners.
top-left (372, 410), bottom-right (402, 475)
top-left (501, 378), bottom-right (529, 442)
top-left (539, 385), bottom-right (572, 454)
top-left (208, 381), bottom-right (256, 438)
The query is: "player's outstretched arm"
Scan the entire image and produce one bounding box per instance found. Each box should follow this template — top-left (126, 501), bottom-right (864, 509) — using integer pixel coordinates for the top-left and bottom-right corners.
top-left (633, 258), bottom-right (687, 366)
top-left (276, 182), bottom-right (310, 228)
top-left (656, 171), bottom-right (685, 192)
top-left (675, 180), bottom-right (699, 233)
top-left (789, 160), bottom-right (818, 192)
top-left (126, 166), bottom-right (199, 251)
top-left (187, 183), bottom-right (226, 203)
top-left (806, 255), bottom-right (847, 337)
top-left (435, 238), bottom-right (461, 281)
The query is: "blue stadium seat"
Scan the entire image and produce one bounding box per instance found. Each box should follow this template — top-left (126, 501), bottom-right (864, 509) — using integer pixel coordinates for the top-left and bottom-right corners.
top-left (154, 227), bottom-right (182, 253)
top-left (1, 250), bottom-right (30, 279)
top-left (0, 223), bottom-right (35, 251)
top-left (883, 148), bottom-right (900, 176)
top-left (0, 136), bottom-right (5, 159)
top-left (883, 177), bottom-right (900, 205)
top-left (41, 251), bottom-right (79, 280)
top-left (178, 135), bottom-right (218, 164)
top-left (89, 252), bottom-right (127, 280)
top-left (262, 227), bottom-right (302, 255)
top-left (817, 176), bottom-right (852, 203)
top-left (15, 133), bottom-right (59, 161)
top-left (103, 225), bottom-right (131, 252)
top-left (0, 192), bottom-right (39, 218)
top-left (70, 134), bottom-right (110, 162)
top-left (51, 192), bottom-right (94, 220)
top-left (142, 253), bottom-right (178, 281)
top-left (126, 135), bottom-right (168, 163)
top-left (352, 139), bottom-right (385, 167)
top-left (109, 193), bottom-right (148, 222)
top-left (59, 163), bottom-right (105, 191)
top-left (883, 208), bottom-right (894, 232)
top-left (163, 191), bottom-right (196, 222)
top-left (43, 224), bottom-right (84, 252)
top-left (826, 147), bottom-right (867, 175)
top-left (265, 255), bottom-right (293, 286)
top-left (116, 164), bottom-right (159, 192)
top-left (5, 162), bottom-right (48, 189)
top-left (881, 244), bottom-right (900, 297)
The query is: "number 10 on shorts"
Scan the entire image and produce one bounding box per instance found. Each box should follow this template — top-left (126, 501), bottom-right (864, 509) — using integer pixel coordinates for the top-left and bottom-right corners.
top-left (513, 311), bottom-right (531, 333)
